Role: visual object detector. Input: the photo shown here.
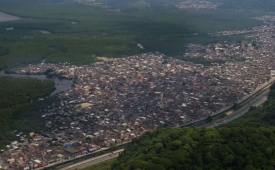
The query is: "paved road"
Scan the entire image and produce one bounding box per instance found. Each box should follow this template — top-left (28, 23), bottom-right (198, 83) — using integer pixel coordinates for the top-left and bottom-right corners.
top-left (253, 95), bottom-right (267, 107)
top-left (201, 88), bottom-right (270, 128)
top-left (59, 149), bottom-right (124, 170)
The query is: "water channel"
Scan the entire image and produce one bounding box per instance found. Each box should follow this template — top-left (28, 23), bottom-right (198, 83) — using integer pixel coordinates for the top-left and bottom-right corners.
top-left (0, 70), bottom-right (73, 96)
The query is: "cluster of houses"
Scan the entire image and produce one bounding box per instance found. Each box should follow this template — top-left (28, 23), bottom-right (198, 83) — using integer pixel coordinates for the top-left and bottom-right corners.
top-left (2, 15), bottom-right (275, 169)
top-left (253, 15), bottom-right (275, 23)
top-left (176, 0), bottom-right (221, 10)
top-left (0, 137), bottom-right (102, 170)
top-left (73, 0), bottom-right (103, 7)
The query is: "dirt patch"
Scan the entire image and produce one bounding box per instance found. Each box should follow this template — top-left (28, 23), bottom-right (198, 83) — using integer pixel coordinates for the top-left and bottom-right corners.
top-left (97, 57), bottom-right (113, 61)
top-left (39, 30), bottom-right (51, 34)
top-left (80, 103), bottom-right (92, 108)
top-left (95, 57), bottom-right (114, 64)
top-left (225, 110), bottom-right (234, 115)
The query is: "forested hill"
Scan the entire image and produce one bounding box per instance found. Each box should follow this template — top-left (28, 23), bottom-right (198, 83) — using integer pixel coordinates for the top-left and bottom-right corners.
top-left (111, 84), bottom-right (275, 170)
top-left (112, 127), bottom-right (275, 170)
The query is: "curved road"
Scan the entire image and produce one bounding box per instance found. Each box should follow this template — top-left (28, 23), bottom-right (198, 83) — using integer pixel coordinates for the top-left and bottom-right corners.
top-left (200, 88), bottom-right (270, 128)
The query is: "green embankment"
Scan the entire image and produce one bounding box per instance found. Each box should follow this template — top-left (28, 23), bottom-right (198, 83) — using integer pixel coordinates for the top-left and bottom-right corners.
top-left (82, 158), bottom-right (115, 170)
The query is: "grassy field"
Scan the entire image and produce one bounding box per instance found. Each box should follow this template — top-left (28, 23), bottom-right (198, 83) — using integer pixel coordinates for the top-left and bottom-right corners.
top-left (81, 158), bottom-right (115, 170)
top-left (0, 0), bottom-right (264, 69)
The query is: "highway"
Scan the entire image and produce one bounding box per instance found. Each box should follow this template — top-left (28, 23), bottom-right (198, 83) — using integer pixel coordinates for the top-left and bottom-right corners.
top-left (200, 88), bottom-right (270, 128)
top-left (59, 149), bottom-right (124, 170)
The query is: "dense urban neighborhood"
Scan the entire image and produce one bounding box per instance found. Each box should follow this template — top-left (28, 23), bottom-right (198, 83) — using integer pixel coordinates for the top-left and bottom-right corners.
top-left (1, 14), bottom-right (275, 170)
top-left (176, 0), bottom-right (221, 10)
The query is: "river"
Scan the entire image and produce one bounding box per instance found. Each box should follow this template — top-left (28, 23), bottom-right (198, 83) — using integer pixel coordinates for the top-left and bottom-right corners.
top-left (0, 70), bottom-right (73, 96)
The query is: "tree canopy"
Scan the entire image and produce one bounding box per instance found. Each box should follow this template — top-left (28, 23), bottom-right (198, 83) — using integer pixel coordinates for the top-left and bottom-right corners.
top-left (0, 76), bottom-right (55, 149)
top-left (112, 127), bottom-right (275, 170)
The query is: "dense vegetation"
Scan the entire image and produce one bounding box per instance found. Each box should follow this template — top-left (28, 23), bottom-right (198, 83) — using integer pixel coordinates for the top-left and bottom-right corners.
top-left (0, 76), bottom-right (56, 149)
top-left (0, 77), bottom-right (54, 108)
top-left (0, 0), bottom-right (263, 69)
top-left (112, 127), bottom-right (275, 170)
top-left (110, 84), bottom-right (275, 170)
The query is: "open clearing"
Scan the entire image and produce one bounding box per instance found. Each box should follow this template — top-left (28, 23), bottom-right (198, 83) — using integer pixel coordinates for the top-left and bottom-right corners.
top-left (0, 12), bottom-right (20, 22)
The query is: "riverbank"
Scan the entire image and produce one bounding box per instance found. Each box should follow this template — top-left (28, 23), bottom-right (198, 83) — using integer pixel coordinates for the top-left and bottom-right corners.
top-left (0, 70), bottom-right (73, 96)
top-left (0, 76), bottom-right (58, 150)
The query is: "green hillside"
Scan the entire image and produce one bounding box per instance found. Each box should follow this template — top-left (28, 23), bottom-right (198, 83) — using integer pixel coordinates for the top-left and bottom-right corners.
top-left (112, 127), bottom-right (275, 170)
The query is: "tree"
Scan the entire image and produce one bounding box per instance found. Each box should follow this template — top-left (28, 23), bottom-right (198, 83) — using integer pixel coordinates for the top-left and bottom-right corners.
top-left (109, 145), bottom-right (117, 152)
top-left (232, 102), bottom-right (238, 110)
top-left (85, 137), bottom-right (92, 143)
top-left (244, 165), bottom-right (256, 170)
top-left (206, 116), bottom-right (213, 123)
top-left (171, 140), bottom-right (182, 150)
top-left (145, 163), bottom-right (165, 170)
top-left (223, 154), bottom-right (234, 167)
